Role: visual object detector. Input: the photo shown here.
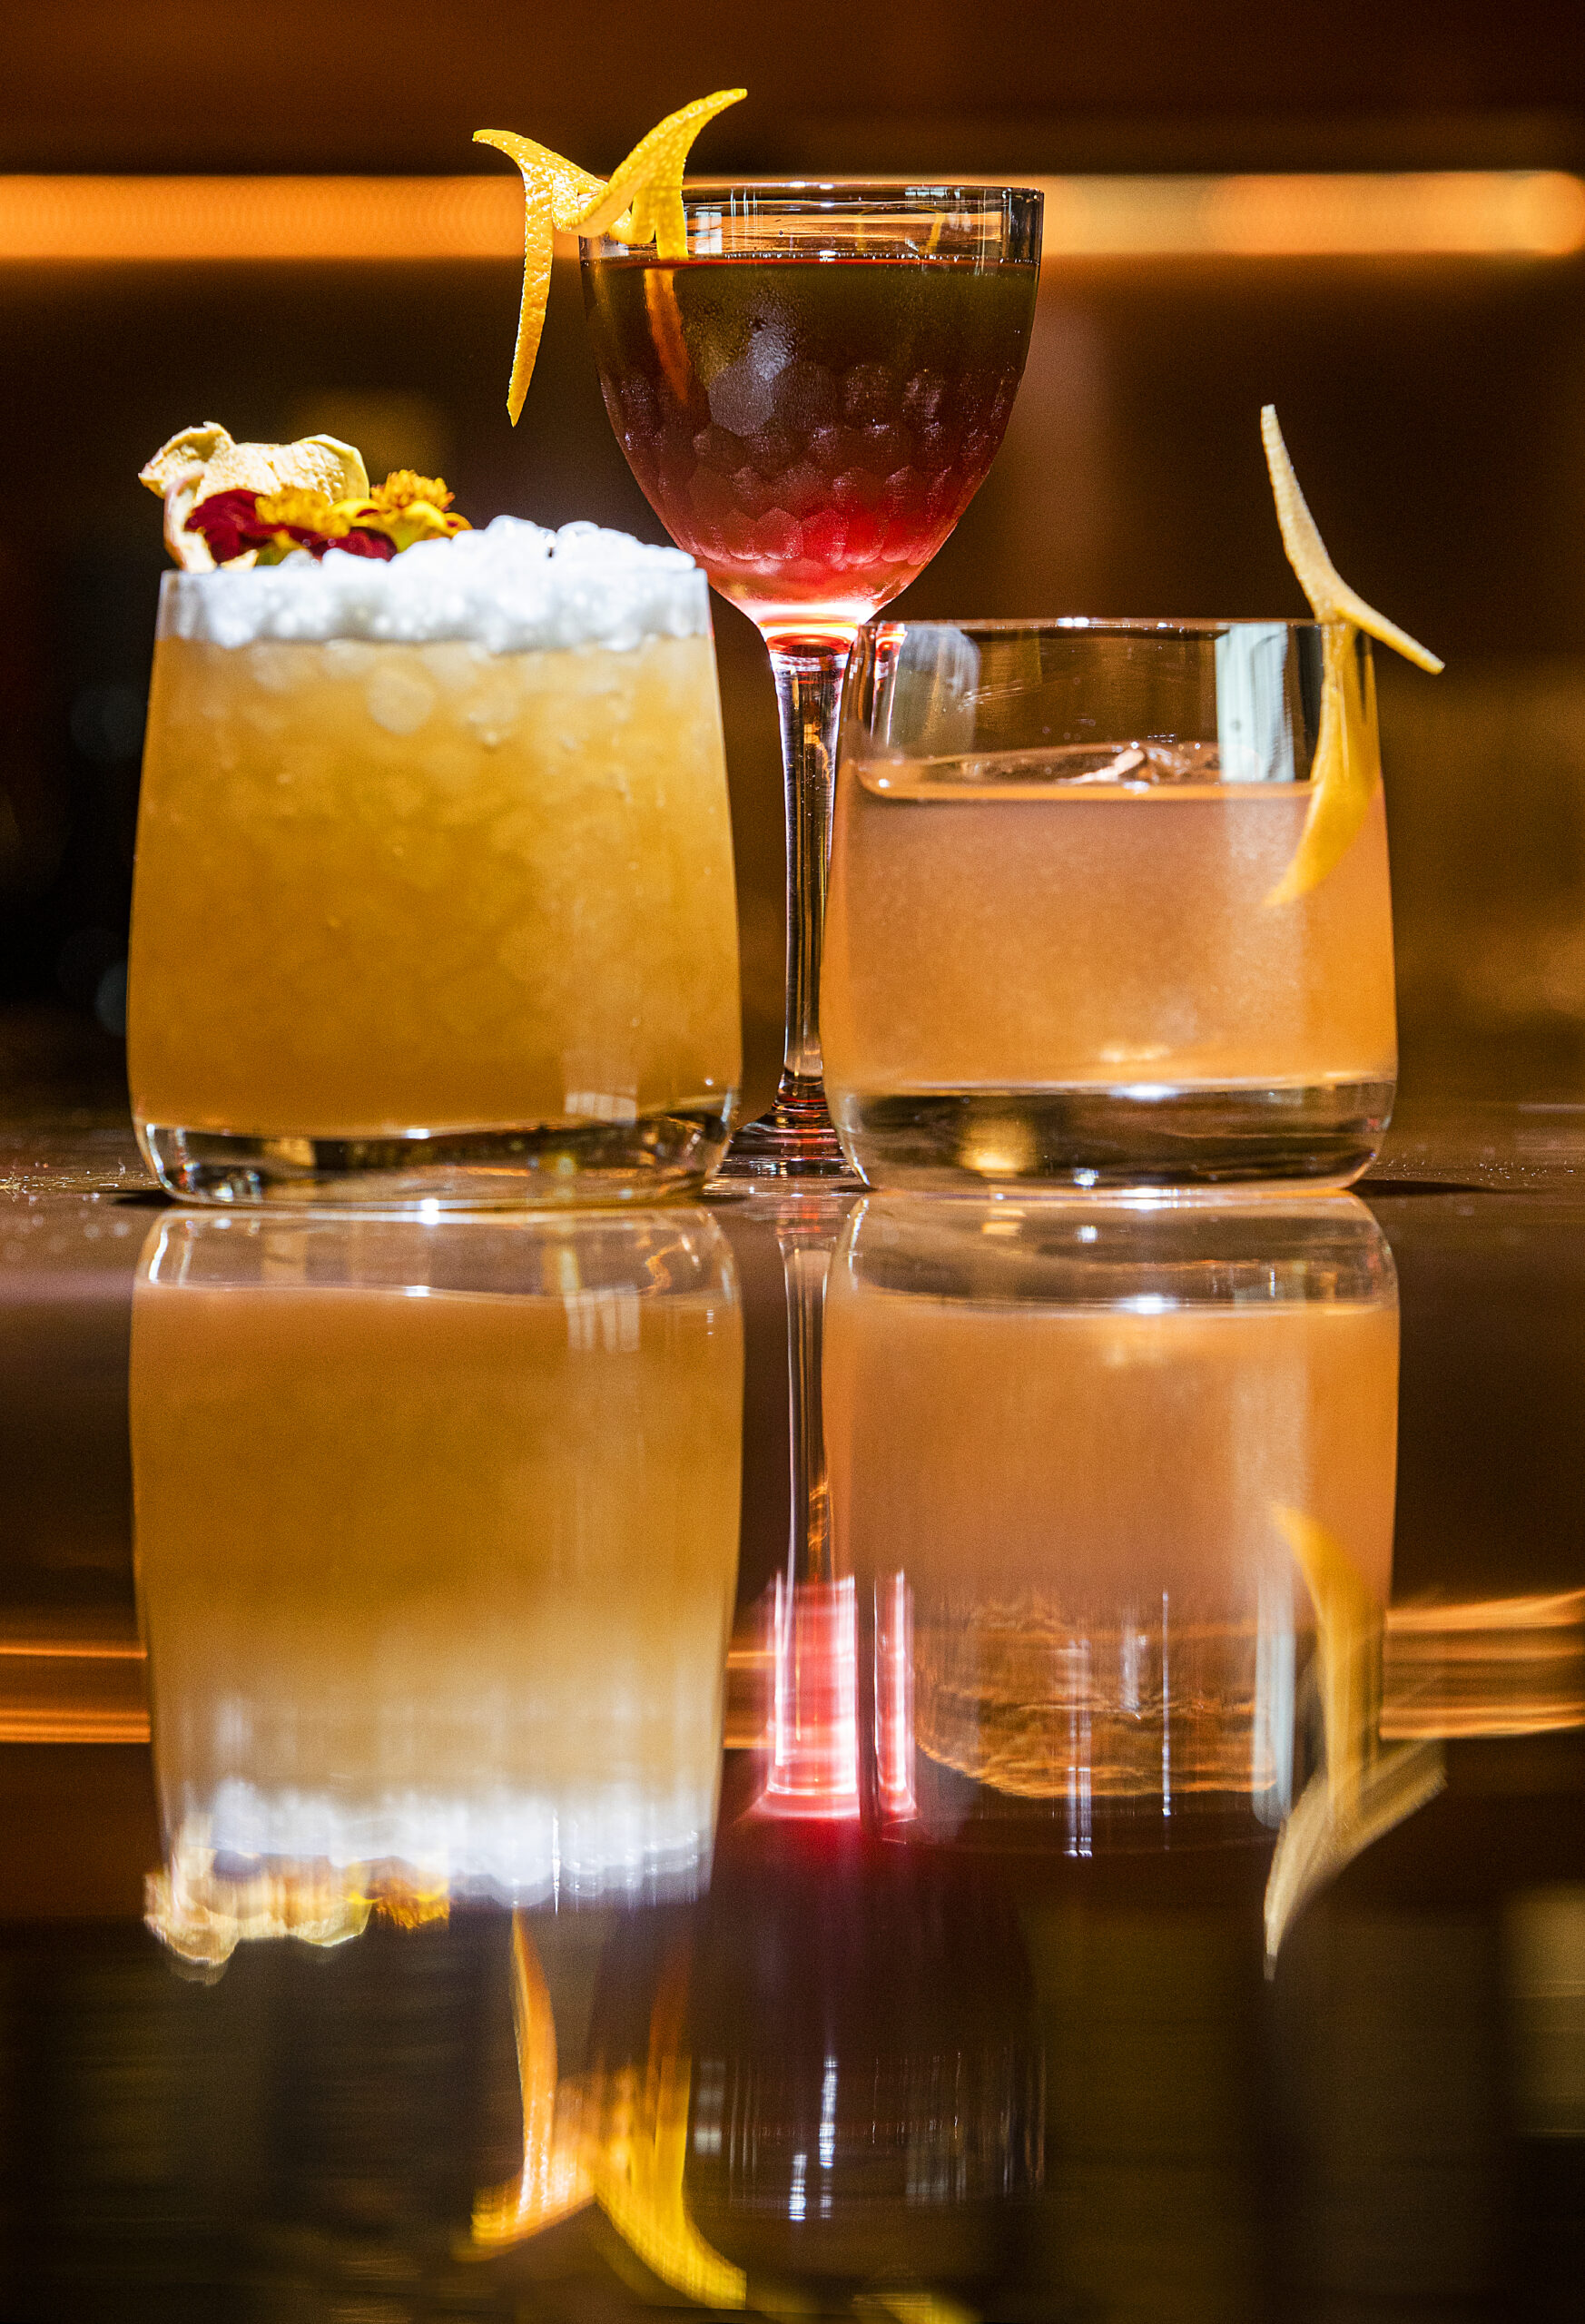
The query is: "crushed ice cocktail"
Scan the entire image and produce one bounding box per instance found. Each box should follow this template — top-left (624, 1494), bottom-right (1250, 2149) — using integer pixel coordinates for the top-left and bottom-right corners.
top-left (581, 185), bottom-right (1042, 1179)
top-left (822, 620), bottom-right (1399, 1191)
top-left (127, 522), bottom-right (742, 1206)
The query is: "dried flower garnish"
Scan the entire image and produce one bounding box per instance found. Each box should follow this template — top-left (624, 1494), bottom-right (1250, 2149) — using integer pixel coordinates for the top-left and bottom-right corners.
top-left (139, 427), bottom-right (369, 569)
top-left (342, 471), bottom-right (470, 552)
top-left (184, 486), bottom-right (396, 566)
top-left (367, 471), bottom-right (453, 515)
top-left (142, 428), bottom-right (472, 568)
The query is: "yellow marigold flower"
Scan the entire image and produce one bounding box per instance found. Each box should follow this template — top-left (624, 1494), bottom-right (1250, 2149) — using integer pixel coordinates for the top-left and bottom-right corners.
top-left (368, 470), bottom-right (456, 516)
top-left (344, 474), bottom-right (472, 553)
top-left (253, 487), bottom-right (352, 537)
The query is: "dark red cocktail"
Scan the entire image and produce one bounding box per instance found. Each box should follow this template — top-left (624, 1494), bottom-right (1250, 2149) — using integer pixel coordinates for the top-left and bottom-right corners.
top-left (581, 186), bottom-right (1043, 1181)
top-left (584, 253), bottom-right (1038, 625)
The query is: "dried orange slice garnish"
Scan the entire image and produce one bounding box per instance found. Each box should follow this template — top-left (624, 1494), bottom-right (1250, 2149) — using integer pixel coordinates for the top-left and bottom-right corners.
top-left (1261, 406), bottom-right (1442, 905)
top-left (475, 89), bottom-right (745, 424)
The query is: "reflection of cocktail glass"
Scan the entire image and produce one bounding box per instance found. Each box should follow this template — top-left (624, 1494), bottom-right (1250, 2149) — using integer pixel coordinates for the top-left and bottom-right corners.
top-left (132, 1210), bottom-right (742, 1965)
top-left (686, 1820), bottom-right (1043, 2288)
top-left (822, 1196), bottom-right (1402, 1851)
top-left (826, 620), bottom-right (1398, 1191)
top-left (582, 185), bottom-right (1042, 1180)
top-left (127, 536), bottom-right (741, 1206)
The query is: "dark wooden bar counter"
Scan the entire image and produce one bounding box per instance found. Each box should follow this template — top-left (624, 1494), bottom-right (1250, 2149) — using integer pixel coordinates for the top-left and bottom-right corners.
top-left (1, 1068), bottom-right (1580, 2323)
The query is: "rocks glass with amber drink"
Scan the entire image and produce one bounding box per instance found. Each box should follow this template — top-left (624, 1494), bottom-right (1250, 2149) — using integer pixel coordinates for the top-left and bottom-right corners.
top-left (824, 619), bottom-right (1398, 1190)
top-left (127, 522), bottom-right (742, 1205)
top-left (581, 185), bottom-right (1042, 1178)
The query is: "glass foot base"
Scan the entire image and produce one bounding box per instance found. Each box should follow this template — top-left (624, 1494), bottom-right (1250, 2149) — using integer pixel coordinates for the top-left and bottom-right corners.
top-left (136, 1107), bottom-right (733, 1210)
top-left (714, 1077), bottom-right (865, 1188)
top-left (832, 1079), bottom-right (1395, 1194)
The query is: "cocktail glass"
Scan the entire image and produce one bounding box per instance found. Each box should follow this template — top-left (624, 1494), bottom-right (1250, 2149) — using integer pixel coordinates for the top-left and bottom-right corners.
top-left (581, 184), bottom-right (1042, 1181)
top-left (825, 619), bottom-right (1399, 1191)
top-left (126, 556), bottom-right (742, 1206)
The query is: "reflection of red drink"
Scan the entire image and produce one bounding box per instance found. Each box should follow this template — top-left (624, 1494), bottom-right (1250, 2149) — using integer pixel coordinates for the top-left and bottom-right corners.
top-left (583, 257), bottom-right (1038, 623)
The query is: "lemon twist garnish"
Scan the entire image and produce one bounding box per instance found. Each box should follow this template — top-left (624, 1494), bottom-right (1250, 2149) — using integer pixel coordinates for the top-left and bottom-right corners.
top-left (1260, 405), bottom-right (1442, 905)
top-left (475, 90), bottom-right (745, 424)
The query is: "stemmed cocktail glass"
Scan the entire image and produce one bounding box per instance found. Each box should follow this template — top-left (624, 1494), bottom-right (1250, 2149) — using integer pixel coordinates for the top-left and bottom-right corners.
top-left (581, 182), bottom-right (1042, 1181)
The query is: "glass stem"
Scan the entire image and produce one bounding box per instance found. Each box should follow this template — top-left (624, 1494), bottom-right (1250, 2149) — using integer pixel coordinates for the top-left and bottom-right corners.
top-left (765, 631), bottom-right (855, 1105)
top-left (759, 1202), bottom-right (861, 1817)
top-left (780, 1227), bottom-right (833, 1585)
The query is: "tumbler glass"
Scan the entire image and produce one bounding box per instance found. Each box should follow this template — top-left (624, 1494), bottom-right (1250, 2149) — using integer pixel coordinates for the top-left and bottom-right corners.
top-left (127, 559), bottom-right (742, 1206)
top-left (823, 619), bottom-right (1397, 1192)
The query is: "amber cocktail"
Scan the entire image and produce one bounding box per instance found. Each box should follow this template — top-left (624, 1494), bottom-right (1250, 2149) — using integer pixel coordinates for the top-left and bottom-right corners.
top-left (127, 522), bottom-right (741, 1206)
top-left (824, 620), bottom-right (1397, 1190)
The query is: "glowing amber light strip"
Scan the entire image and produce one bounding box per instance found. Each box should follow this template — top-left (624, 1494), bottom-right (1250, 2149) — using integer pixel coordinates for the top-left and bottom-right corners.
top-left (0, 171), bottom-right (1580, 264)
top-left (1382, 1585), bottom-right (1585, 1739)
top-left (0, 1631), bottom-right (150, 1745)
top-left (0, 174), bottom-right (526, 261)
top-left (1035, 170), bottom-right (1585, 258)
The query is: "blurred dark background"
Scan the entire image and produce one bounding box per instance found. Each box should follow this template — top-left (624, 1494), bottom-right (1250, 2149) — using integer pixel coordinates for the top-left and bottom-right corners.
top-left (5, 0), bottom-right (1585, 1121)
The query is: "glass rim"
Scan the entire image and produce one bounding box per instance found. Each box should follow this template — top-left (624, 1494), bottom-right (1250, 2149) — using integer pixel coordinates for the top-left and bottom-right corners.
top-left (577, 179), bottom-right (1045, 251)
top-left (630, 177), bottom-right (1042, 207)
top-left (856, 615), bottom-right (1333, 639)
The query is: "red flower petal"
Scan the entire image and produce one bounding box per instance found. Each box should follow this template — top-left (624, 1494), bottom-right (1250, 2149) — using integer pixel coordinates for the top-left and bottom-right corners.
top-left (184, 487), bottom-right (263, 565)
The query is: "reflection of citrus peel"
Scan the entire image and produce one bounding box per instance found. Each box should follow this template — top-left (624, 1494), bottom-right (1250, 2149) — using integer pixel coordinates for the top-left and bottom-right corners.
top-left (475, 90), bottom-right (745, 423)
top-left (1265, 621), bottom-right (1382, 909)
top-left (1259, 404), bottom-right (1442, 905)
top-left (1264, 1506), bottom-right (1444, 1965)
top-left (469, 1913), bottom-right (746, 2309)
top-left (643, 269), bottom-right (694, 410)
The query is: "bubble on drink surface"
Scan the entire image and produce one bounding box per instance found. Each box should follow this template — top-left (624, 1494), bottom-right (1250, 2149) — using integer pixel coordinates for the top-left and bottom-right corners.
top-left (156, 516), bottom-right (710, 655)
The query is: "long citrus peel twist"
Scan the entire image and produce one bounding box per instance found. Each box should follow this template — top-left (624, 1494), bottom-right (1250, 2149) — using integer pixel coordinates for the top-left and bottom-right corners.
top-left (476, 90), bottom-right (746, 425)
top-left (1261, 405), bottom-right (1442, 904)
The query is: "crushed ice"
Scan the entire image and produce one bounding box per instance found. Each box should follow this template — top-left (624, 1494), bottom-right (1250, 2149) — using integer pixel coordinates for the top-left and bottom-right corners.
top-left (156, 516), bottom-right (709, 655)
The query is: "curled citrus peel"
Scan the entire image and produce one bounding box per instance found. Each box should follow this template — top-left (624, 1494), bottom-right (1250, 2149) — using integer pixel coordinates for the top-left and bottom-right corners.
top-left (1261, 405), bottom-right (1442, 905)
top-left (475, 89), bottom-right (745, 424)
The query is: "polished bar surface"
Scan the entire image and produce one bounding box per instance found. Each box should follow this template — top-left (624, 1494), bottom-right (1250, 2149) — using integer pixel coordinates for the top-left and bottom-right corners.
top-left (2, 1086), bottom-right (1581, 2317)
